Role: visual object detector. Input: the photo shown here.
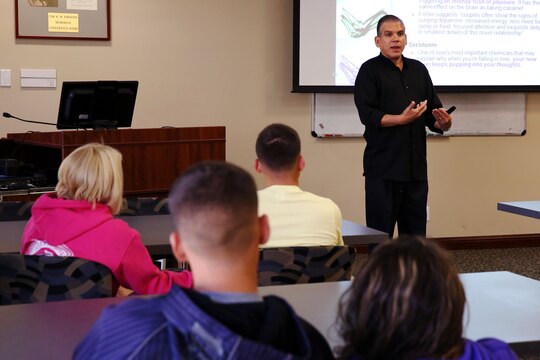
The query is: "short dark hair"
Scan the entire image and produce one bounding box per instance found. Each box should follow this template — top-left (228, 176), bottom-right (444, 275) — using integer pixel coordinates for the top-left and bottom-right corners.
top-left (255, 123), bottom-right (301, 171)
top-left (376, 14), bottom-right (404, 36)
top-left (168, 161), bottom-right (258, 252)
top-left (337, 235), bottom-right (465, 360)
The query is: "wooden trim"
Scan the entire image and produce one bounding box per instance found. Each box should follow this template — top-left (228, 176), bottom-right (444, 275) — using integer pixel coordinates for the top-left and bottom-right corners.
top-left (433, 233), bottom-right (540, 250)
top-left (353, 233), bottom-right (540, 254)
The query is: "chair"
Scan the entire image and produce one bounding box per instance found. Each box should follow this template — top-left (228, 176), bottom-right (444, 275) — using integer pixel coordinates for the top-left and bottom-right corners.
top-left (0, 201), bottom-right (34, 221)
top-left (118, 197), bottom-right (170, 216)
top-left (0, 255), bottom-right (113, 305)
top-left (258, 246), bottom-right (356, 286)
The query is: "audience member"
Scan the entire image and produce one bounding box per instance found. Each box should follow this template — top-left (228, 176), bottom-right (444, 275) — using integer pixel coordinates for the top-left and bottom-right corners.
top-left (74, 161), bottom-right (334, 359)
top-left (20, 143), bottom-right (192, 295)
top-left (336, 235), bottom-right (518, 360)
top-left (255, 123), bottom-right (343, 247)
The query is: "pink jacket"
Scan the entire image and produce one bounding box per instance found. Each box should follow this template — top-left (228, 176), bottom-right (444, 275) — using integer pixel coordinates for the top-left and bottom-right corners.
top-left (21, 194), bottom-right (192, 295)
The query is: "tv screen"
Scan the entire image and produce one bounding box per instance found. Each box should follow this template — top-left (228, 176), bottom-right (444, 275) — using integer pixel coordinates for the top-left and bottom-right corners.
top-left (57, 81), bottom-right (138, 129)
top-left (293, 0), bottom-right (540, 93)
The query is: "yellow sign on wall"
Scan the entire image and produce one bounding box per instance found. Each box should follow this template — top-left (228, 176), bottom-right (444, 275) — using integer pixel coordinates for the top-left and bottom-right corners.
top-left (48, 13), bottom-right (79, 33)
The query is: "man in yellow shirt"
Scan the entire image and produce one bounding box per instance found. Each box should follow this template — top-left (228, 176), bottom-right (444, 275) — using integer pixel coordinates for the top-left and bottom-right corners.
top-left (255, 123), bottom-right (343, 247)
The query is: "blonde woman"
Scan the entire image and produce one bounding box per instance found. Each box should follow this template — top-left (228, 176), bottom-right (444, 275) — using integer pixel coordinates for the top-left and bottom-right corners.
top-left (21, 143), bottom-right (192, 295)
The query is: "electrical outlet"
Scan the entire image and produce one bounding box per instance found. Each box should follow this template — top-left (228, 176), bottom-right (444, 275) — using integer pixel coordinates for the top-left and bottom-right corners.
top-left (426, 205), bottom-right (430, 222)
top-left (0, 69), bottom-right (11, 87)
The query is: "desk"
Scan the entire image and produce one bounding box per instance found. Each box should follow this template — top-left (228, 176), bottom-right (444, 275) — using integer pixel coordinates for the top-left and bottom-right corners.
top-left (0, 216), bottom-right (388, 256)
top-left (460, 272), bottom-right (540, 347)
top-left (0, 271), bottom-right (537, 359)
top-left (0, 216), bottom-right (176, 255)
top-left (0, 296), bottom-right (126, 360)
top-left (498, 201), bottom-right (540, 220)
top-left (341, 219), bottom-right (387, 246)
top-left (130, 216), bottom-right (388, 256)
top-left (1, 127), bottom-right (226, 197)
top-left (261, 271), bottom-right (540, 354)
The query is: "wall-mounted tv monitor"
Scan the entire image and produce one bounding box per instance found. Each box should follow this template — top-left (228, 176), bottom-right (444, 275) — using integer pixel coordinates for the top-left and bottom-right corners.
top-left (57, 80), bottom-right (138, 129)
top-left (293, 0), bottom-right (540, 93)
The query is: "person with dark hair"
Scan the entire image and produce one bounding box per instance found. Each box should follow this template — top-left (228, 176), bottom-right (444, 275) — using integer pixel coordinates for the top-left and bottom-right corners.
top-left (336, 235), bottom-right (518, 360)
top-left (74, 161), bottom-right (334, 360)
top-left (354, 14), bottom-right (453, 238)
top-left (255, 123), bottom-right (343, 247)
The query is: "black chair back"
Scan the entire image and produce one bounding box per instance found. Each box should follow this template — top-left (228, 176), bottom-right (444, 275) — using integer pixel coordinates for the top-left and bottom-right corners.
top-left (0, 255), bottom-right (113, 305)
top-left (258, 245), bottom-right (356, 286)
top-left (0, 201), bottom-right (34, 221)
top-left (118, 197), bottom-right (169, 216)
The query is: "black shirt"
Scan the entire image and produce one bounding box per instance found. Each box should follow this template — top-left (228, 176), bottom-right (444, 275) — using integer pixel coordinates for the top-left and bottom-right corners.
top-left (354, 53), bottom-right (443, 181)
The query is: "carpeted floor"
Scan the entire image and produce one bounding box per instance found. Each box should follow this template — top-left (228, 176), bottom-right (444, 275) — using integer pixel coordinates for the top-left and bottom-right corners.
top-left (353, 247), bottom-right (540, 280)
top-left (450, 247), bottom-right (540, 281)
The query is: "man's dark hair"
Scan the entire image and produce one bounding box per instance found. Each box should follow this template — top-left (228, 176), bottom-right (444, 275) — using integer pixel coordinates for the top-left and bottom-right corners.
top-left (376, 14), bottom-right (403, 36)
top-left (336, 235), bottom-right (465, 360)
top-left (168, 161), bottom-right (258, 251)
top-left (255, 123), bottom-right (301, 171)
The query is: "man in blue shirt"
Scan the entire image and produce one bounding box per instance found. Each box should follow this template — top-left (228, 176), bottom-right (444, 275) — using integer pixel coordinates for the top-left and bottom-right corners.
top-left (74, 161), bottom-right (334, 360)
top-left (354, 14), bottom-right (453, 237)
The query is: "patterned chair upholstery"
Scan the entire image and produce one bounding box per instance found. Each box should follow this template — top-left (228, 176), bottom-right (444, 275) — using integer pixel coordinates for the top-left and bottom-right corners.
top-left (258, 246), bottom-right (356, 286)
top-left (118, 197), bottom-right (170, 216)
top-left (0, 255), bottom-right (113, 305)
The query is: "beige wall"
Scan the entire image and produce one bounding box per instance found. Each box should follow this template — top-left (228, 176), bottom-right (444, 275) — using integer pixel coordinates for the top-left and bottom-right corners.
top-left (1, 1), bottom-right (539, 237)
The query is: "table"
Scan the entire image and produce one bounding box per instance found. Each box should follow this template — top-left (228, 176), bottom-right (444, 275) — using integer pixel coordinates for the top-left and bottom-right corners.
top-left (460, 272), bottom-right (540, 348)
top-left (261, 271), bottom-right (540, 354)
top-left (0, 296), bottom-right (126, 360)
top-left (0, 216), bottom-right (388, 256)
top-left (341, 219), bottom-right (387, 247)
top-left (0, 215), bottom-right (178, 255)
top-left (0, 271), bottom-right (537, 359)
top-left (498, 201), bottom-right (540, 220)
top-left (129, 216), bottom-right (388, 256)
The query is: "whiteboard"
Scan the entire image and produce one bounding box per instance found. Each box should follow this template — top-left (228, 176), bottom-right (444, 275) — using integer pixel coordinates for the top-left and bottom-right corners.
top-left (312, 93), bottom-right (526, 137)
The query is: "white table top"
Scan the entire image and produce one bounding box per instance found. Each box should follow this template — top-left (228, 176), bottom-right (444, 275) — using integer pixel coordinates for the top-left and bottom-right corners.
top-left (260, 271), bottom-right (540, 351)
top-left (498, 201), bottom-right (540, 220)
top-left (0, 216), bottom-right (387, 254)
top-left (460, 271), bottom-right (540, 343)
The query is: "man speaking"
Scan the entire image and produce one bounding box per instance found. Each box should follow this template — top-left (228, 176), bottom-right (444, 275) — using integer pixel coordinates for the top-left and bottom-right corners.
top-left (354, 14), bottom-right (453, 238)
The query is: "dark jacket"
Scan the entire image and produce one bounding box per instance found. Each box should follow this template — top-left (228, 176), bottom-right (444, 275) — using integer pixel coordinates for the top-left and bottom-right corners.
top-left (74, 285), bottom-right (335, 359)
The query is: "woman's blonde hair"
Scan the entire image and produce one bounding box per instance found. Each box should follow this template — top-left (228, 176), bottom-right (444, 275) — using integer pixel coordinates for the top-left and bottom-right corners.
top-left (55, 143), bottom-right (124, 214)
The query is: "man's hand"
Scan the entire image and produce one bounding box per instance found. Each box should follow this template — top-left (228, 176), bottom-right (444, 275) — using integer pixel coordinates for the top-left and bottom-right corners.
top-left (403, 100), bottom-right (427, 121)
top-left (380, 100), bottom-right (427, 127)
top-left (432, 107), bottom-right (452, 132)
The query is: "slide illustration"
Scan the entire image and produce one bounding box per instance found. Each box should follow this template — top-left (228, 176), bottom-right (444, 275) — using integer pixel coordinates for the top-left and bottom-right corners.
top-left (341, 9), bottom-right (387, 38)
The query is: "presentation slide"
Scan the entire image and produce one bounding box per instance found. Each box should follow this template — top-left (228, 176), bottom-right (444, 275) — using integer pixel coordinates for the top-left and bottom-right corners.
top-left (297, 0), bottom-right (540, 90)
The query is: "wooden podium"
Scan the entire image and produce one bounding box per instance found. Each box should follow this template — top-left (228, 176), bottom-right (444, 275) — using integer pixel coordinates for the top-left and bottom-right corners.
top-left (4, 127), bottom-right (225, 197)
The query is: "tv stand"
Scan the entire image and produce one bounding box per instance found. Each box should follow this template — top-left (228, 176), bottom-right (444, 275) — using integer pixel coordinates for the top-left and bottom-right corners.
top-left (2, 127), bottom-right (226, 197)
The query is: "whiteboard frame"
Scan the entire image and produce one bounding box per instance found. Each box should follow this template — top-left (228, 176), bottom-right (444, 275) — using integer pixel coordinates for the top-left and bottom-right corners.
top-left (312, 93), bottom-right (526, 138)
